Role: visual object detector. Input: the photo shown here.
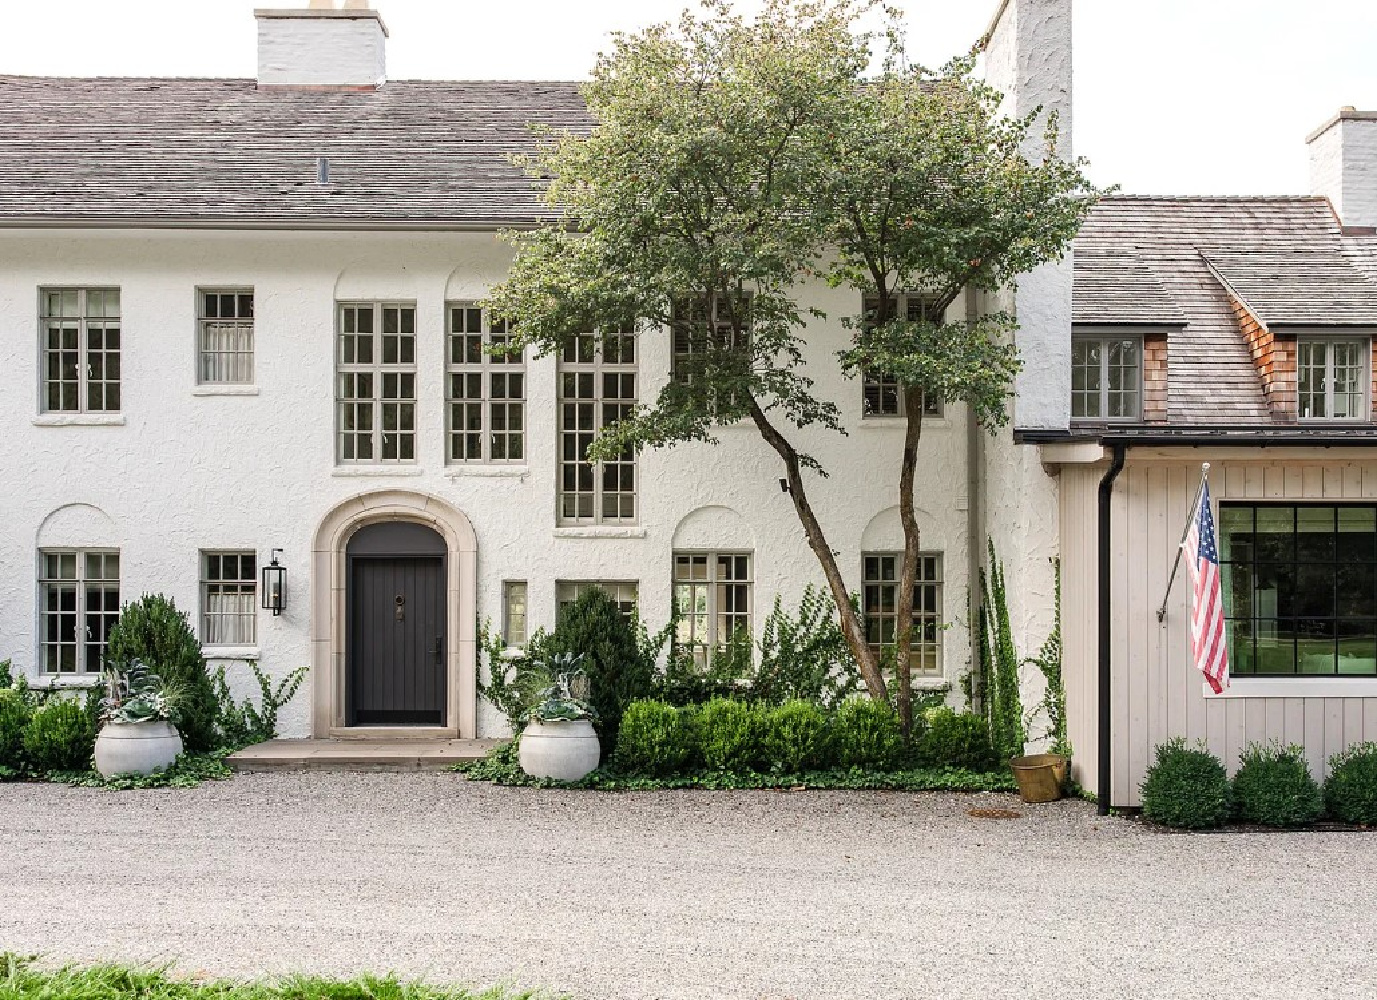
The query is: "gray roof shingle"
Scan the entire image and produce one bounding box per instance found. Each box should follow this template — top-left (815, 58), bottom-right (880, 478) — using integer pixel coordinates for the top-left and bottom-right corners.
top-left (1072, 246), bottom-right (1185, 326)
top-left (1201, 249), bottom-right (1377, 326)
top-left (0, 76), bottom-right (591, 227)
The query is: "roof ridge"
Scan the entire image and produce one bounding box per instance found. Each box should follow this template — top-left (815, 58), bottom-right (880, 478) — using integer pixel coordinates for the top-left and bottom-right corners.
top-left (1101, 194), bottom-right (1329, 203)
top-left (0, 74), bottom-right (585, 86)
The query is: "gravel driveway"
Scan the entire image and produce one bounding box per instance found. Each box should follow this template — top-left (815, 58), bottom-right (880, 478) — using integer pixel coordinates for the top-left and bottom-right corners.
top-left (2, 773), bottom-right (1375, 1000)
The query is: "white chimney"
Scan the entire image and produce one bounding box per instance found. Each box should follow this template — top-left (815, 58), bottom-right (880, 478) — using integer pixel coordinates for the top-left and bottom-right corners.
top-left (255, 3), bottom-right (388, 90)
top-left (1308, 108), bottom-right (1377, 232)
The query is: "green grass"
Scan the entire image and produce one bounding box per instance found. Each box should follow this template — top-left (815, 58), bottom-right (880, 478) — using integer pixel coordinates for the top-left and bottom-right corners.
top-left (0, 957), bottom-right (557, 1000)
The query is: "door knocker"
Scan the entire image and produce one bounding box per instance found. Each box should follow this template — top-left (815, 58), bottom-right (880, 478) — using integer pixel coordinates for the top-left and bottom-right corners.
top-left (395, 594), bottom-right (406, 623)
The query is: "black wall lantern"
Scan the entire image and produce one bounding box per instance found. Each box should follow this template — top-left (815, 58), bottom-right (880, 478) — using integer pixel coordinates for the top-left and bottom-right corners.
top-left (262, 549), bottom-right (286, 616)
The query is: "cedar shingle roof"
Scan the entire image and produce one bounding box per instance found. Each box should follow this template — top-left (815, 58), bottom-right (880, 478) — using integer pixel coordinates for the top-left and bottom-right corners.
top-left (1072, 246), bottom-right (1185, 326)
top-left (0, 76), bottom-right (591, 227)
top-left (1074, 196), bottom-right (1377, 425)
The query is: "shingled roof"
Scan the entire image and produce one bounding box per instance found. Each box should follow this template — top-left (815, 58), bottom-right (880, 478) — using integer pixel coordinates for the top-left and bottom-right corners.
top-left (0, 76), bottom-right (591, 228)
top-left (1074, 196), bottom-right (1377, 425)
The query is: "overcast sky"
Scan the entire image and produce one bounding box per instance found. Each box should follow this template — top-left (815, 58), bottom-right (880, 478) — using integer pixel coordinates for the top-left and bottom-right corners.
top-left (2, 0), bottom-right (1374, 196)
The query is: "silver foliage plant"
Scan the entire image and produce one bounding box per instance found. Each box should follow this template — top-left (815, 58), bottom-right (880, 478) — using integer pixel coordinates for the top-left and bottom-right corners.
top-left (100, 659), bottom-right (180, 726)
top-left (521, 652), bottom-right (599, 725)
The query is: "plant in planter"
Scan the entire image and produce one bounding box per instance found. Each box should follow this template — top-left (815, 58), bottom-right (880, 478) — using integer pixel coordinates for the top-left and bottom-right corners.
top-left (94, 660), bottom-right (185, 778)
top-left (517, 653), bottom-right (601, 781)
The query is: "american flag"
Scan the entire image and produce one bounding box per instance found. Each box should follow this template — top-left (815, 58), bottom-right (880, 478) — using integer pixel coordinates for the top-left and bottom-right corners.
top-left (1185, 478), bottom-right (1229, 694)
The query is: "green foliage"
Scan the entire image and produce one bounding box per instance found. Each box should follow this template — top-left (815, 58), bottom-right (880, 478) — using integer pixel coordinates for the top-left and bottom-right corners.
top-left (613, 699), bottom-right (697, 776)
top-left (697, 698), bottom-right (766, 772)
top-left (105, 594), bottom-right (218, 752)
top-left (475, 621), bottom-right (547, 732)
top-left (761, 700), bottom-right (831, 772)
top-left (1028, 558), bottom-right (1069, 757)
top-left (21, 698), bottom-right (96, 774)
top-left (1324, 743), bottom-right (1377, 825)
top-left (521, 653), bottom-right (597, 724)
top-left (1232, 743), bottom-right (1323, 828)
top-left (545, 588), bottom-right (654, 756)
top-left (0, 659), bottom-right (12, 688)
top-left (751, 587), bottom-right (860, 709)
top-left (913, 708), bottom-right (998, 772)
top-left (101, 660), bottom-right (180, 726)
top-left (654, 647), bottom-right (743, 706)
top-left (46, 748), bottom-right (236, 790)
top-left (829, 697), bottom-right (904, 770)
top-left (212, 661), bottom-right (309, 749)
top-left (1140, 738), bottom-right (1232, 829)
top-left (0, 689), bottom-right (32, 773)
top-left (980, 540), bottom-right (1026, 763)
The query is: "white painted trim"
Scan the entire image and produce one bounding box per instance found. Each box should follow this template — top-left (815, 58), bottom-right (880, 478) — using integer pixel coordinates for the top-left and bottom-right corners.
top-left (1208, 678), bottom-right (1377, 699)
top-left (202, 646), bottom-right (262, 659)
top-left (553, 526), bottom-right (649, 539)
top-left (445, 465), bottom-right (528, 480)
top-left (32, 675), bottom-right (102, 689)
top-left (331, 467), bottom-right (425, 477)
top-left (32, 414), bottom-right (125, 427)
top-left (192, 386), bottom-right (260, 397)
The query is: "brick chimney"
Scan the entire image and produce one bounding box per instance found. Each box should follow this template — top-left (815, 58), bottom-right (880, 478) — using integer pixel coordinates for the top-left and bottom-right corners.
top-left (1308, 108), bottom-right (1377, 232)
top-left (255, 2), bottom-right (388, 90)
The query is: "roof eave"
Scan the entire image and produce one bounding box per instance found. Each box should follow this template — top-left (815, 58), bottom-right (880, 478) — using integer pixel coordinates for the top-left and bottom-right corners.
top-left (0, 216), bottom-right (553, 232)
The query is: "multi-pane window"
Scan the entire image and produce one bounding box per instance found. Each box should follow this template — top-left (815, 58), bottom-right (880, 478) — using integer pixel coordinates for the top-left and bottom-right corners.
top-left (337, 302), bottom-right (417, 463)
top-left (862, 553), bottom-right (943, 676)
top-left (39, 550), bottom-right (120, 675)
top-left (671, 294), bottom-right (752, 406)
top-left (556, 581), bottom-right (639, 618)
top-left (860, 294), bottom-right (943, 419)
top-left (1297, 339), bottom-right (1368, 420)
top-left (559, 330), bottom-right (638, 524)
top-left (447, 304), bottom-right (526, 463)
top-left (201, 551), bottom-right (257, 646)
top-left (673, 553), bottom-right (753, 664)
top-left (41, 288), bottom-right (121, 412)
top-left (1071, 335), bottom-right (1141, 420)
top-left (198, 289), bottom-right (254, 384)
top-left (503, 581), bottom-right (529, 647)
top-left (1220, 504), bottom-right (1377, 677)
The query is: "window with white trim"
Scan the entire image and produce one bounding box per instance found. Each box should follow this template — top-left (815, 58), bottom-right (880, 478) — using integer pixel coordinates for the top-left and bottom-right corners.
top-left (860, 294), bottom-right (943, 418)
top-left (671, 293), bottom-right (752, 398)
top-left (198, 289), bottom-right (254, 384)
top-left (41, 288), bottom-right (121, 412)
top-left (503, 581), bottom-right (528, 646)
top-left (558, 330), bottom-right (638, 524)
top-left (337, 302), bottom-right (417, 463)
top-left (1297, 338), bottom-right (1369, 420)
top-left (556, 580), bottom-right (639, 618)
top-left (862, 553), bottom-right (942, 676)
top-left (39, 549), bottom-right (120, 675)
top-left (673, 552), bottom-right (753, 665)
top-left (201, 551), bottom-right (257, 646)
top-left (1071, 334), bottom-right (1141, 421)
top-left (447, 304), bottom-right (526, 462)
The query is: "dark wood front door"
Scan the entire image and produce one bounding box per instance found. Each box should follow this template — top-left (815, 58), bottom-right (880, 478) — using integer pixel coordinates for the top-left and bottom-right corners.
top-left (349, 556), bottom-right (446, 725)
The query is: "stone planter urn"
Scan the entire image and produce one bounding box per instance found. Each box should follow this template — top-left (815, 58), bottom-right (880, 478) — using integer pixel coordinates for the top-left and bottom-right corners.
top-left (519, 719), bottom-right (601, 781)
top-left (94, 720), bottom-right (184, 778)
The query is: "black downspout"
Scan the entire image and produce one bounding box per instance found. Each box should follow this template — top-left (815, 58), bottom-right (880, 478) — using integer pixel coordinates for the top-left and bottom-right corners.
top-left (1097, 443), bottom-right (1127, 816)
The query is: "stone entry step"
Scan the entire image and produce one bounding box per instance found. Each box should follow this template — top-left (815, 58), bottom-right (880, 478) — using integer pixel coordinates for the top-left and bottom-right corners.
top-left (227, 738), bottom-right (501, 772)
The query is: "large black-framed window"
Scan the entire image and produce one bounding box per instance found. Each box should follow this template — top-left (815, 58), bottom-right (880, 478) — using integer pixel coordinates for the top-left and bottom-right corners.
top-left (1220, 503), bottom-right (1377, 677)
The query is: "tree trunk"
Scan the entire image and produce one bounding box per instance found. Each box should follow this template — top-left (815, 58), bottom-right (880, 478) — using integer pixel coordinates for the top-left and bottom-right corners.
top-left (893, 387), bottom-right (924, 737)
top-left (748, 399), bottom-right (888, 701)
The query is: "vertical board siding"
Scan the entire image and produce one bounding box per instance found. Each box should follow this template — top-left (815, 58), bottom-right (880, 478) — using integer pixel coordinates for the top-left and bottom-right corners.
top-left (1061, 456), bottom-right (1377, 806)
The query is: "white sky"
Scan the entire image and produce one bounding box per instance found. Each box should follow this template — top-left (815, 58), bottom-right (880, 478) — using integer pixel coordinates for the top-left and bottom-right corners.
top-left (1, 0), bottom-right (1374, 197)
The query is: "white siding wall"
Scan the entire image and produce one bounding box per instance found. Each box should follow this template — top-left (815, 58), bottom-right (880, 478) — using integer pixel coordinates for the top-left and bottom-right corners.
top-left (0, 229), bottom-right (974, 737)
top-left (1061, 451), bottom-right (1377, 807)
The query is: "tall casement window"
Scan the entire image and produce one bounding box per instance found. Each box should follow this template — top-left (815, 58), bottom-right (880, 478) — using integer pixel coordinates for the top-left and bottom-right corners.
top-left (1071, 334), bottom-right (1141, 420)
top-left (558, 330), bottom-right (637, 524)
top-left (39, 550), bottom-right (120, 675)
top-left (556, 581), bottom-right (639, 617)
top-left (201, 551), bottom-right (257, 646)
top-left (671, 294), bottom-right (752, 401)
top-left (502, 581), bottom-right (529, 647)
top-left (447, 304), bottom-right (525, 462)
top-left (198, 289), bottom-right (254, 384)
top-left (1297, 338), bottom-right (1369, 420)
top-left (673, 552), bottom-right (753, 664)
top-left (862, 553), bottom-right (943, 676)
top-left (860, 294), bottom-right (943, 419)
top-left (40, 288), bottom-right (121, 413)
top-left (337, 302), bottom-right (417, 463)
top-left (1220, 504), bottom-right (1377, 677)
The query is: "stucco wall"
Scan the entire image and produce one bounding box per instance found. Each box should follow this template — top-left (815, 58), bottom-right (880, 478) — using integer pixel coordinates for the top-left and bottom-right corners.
top-left (256, 14), bottom-right (387, 88)
top-left (1309, 114), bottom-right (1377, 230)
top-left (0, 229), bottom-right (973, 738)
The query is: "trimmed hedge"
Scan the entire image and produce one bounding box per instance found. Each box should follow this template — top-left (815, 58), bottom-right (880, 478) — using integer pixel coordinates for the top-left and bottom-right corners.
top-left (761, 700), bottom-right (830, 772)
top-left (913, 708), bottom-right (998, 772)
top-left (1140, 738), bottom-right (1231, 829)
top-left (697, 698), bottom-right (766, 772)
top-left (612, 699), bottom-right (696, 776)
top-left (21, 698), bottom-right (97, 774)
top-left (1324, 742), bottom-right (1377, 826)
top-left (1232, 743), bottom-right (1323, 828)
top-left (830, 697), bottom-right (904, 770)
top-left (0, 688), bottom-right (31, 772)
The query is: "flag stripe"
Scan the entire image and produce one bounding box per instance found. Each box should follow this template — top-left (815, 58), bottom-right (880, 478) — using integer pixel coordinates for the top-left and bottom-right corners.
top-left (1185, 479), bottom-right (1229, 694)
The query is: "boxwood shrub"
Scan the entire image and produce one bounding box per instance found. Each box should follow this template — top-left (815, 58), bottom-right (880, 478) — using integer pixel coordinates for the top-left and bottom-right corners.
top-left (1140, 738), bottom-right (1231, 829)
top-left (0, 688), bottom-right (31, 772)
top-left (1324, 743), bottom-right (1377, 825)
top-left (22, 698), bottom-right (97, 774)
top-left (913, 708), bottom-right (998, 772)
top-left (613, 699), bottom-right (696, 776)
top-left (697, 698), bottom-right (766, 772)
top-left (1232, 743), bottom-right (1323, 827)
top-left (761, 700), bottom-right (830, 772)
top-left (829, 697), bottom-right (904, 770)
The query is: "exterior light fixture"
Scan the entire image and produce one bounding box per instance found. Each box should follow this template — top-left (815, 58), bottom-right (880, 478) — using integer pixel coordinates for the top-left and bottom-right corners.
top-left (262, 549), bottom-right (286, 616)
top-left (779, 478), bottom-right (791, 494)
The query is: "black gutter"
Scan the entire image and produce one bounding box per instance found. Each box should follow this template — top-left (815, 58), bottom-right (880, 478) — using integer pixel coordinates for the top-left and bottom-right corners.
top-left (1097, 443), bottom-right (1127, 816)
top-left (1017, 427), bottom-right (1377, 447)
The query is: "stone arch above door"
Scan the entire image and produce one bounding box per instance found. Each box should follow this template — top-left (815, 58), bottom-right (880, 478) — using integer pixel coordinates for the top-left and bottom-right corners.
top-left (312, 491), bottom-right (477, 738)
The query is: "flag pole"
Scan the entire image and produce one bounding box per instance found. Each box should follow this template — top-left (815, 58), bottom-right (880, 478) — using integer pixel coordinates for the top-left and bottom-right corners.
top-left (1155, 462), bottom-right (1210, 623)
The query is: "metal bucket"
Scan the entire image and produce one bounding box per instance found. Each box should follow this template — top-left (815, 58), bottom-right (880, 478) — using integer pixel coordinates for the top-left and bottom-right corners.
top-left (1009, 753), bottom-right (1069, 803)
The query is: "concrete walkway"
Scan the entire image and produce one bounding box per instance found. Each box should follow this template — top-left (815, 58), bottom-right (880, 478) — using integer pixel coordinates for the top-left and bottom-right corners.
top-left (2, 772), bottom-right (1375, 1000)
top-left (226, 738), bottom-right (499, 771)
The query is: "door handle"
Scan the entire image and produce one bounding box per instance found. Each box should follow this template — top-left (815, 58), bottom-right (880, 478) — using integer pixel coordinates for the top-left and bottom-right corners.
top-left (434, 636), bottom-right (443, 663)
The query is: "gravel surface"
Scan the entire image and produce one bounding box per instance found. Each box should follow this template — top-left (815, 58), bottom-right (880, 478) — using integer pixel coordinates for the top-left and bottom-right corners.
top-left (2, 773), bottom-right (1376, 1000)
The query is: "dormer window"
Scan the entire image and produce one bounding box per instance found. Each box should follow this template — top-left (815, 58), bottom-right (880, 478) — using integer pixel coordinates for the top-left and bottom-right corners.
top-left (1071, 333), bottom-right (1141, 421)
top-left (1297, 337), bottom-right (1370, 421)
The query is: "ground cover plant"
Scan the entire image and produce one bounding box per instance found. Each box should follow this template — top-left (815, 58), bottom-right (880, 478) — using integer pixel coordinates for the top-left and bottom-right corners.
top-left (0, 956), bottom-right (551, 1000)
